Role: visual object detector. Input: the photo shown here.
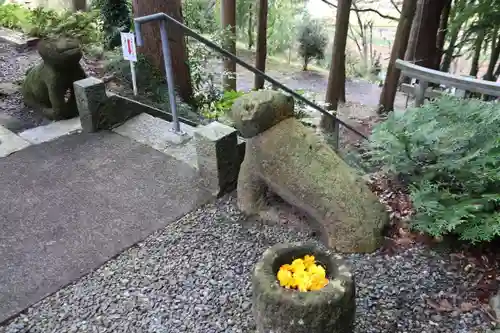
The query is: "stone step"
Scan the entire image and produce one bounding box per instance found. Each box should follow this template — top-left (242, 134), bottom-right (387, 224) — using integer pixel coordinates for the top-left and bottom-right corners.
top-left (112, 113), bottom-right (199, 169)
top-left (18, 118), bottom-right (82, 145)
top-left (0, 125), bottom-right (31, 157)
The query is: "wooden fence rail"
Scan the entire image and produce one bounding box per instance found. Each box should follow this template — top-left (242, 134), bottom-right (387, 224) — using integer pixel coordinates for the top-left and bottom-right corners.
top-left (395, 59), bottom-right (500, 107)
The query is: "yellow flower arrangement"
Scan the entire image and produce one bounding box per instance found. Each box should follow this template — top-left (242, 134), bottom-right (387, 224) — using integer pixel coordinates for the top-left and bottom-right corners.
top-left (276, 255), bottom-right (328, 292)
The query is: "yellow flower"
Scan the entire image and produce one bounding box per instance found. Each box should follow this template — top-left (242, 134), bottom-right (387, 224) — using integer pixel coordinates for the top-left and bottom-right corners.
top-left (309, 276), bottom-right (329, 291)
top-left (303, 255), bottom-right (315, 269)
top-left (291, 258), bottom-right (306, 273)
top-left (277, 268), bottom-right (294, 288)
top-left (307, 264), bottom-right (326, 279)
top-left (277, 255), bottom-right (329, 292)
top-left (294, 270), bottom-right (311, 292)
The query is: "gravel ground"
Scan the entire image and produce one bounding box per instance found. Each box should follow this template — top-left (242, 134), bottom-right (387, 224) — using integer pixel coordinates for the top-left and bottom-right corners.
top-left (0, 194), bottom-right (493, 333)
top-left (0, 41), bottom-right (50, 130)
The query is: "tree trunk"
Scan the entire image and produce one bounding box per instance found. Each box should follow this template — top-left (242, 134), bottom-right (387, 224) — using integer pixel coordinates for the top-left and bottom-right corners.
top-left (404, 0), bottom-right (423, 63)
top-left (414, 0), bottom-right (448, 69)
top-left (469, 30), bottom-right (485, 78)
top-left (254, 0), bottom-right (268, 90)
top-left (221, 0), bottom-right (237, 91)
top-left (247, 3), bottom-right (254, 50)
top-left (378, 0), bottom-right (418, 113)
top-left (132, 0), bottom-right (193, 103)
top-left (440, 0), bottom-right (466, 72)
top-left (484, 33), bottom-right (500, 81)
top-left (434, 0), bottom-right (452, 69)
top-left (322, 0), bottom-right (352, 131)
top-left (440, 26), bottom-right (459, 72)
top-left (401, 0), bottom-right (424, 83)
top-left (494, 62), bottom-right (500, 79)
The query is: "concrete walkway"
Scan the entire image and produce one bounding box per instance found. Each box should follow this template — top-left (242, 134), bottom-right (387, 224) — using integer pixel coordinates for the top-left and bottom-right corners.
top-left (0, 131), bottom-right (211, 323)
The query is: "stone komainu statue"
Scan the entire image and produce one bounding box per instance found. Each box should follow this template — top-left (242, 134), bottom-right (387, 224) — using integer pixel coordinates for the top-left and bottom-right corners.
top-left (229, 90), bottom-right (389, 253)
top-left (22, 38), bottom-right (87, 120)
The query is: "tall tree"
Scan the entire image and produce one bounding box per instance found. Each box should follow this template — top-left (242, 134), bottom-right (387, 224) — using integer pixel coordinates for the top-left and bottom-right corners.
top-left (132, 0), bottom-right (193, 103)
top-left (254, 0), bottom-right (268, 90)
top-left (321, 0), bottom-right (352, 131)
top-left (440, 0), bottom-right (468, 72)
top-left (483, 32), bottom-right (500, 81)
top-left (378, 0), bottom-right (418, 113)
top-left (413, 0), bottom-right (448, 69)
top-left (247, 3), bottom-right (254, 50)
top-left (221, 0), bottom-right (237, 91)
top-left (434, 0), bottom-right (453, 69)
top-left (401, 0), bottom-right (424, 83)
top-left (404, 0), bottom-right (424, 64)
top-left (469, 29), bottom-right (485, 77)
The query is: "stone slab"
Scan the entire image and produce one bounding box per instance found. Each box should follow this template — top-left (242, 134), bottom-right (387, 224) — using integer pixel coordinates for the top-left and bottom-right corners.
top-left (0, 131), bottom-right (212, 323)
top-left (113, 113), bottom-right (198, 168)
top-left (0, 28), bottom-right (39, 51)
top-left (18, 117), bottom-right (82, 144)
top-left (0, 125), bottom-right (31, 157)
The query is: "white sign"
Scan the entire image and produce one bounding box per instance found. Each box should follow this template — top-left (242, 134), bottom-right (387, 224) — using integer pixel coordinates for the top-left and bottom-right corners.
top-left (121, 32), bottom-right (137, 62)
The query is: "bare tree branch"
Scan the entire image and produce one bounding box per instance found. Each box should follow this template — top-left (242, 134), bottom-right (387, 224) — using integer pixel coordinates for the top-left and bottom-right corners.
top-left (348, 25), bottom-right (363, 54)
top-left (319, 0), bottom-right (399, 21)
top-left (390, 0), bottom-right (402, 14)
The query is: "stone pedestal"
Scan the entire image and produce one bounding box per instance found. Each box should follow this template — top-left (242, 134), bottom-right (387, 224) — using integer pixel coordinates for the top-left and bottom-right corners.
top-left (194, 121), bottom-right (239, 197)
top-left (252, 243), bottom-right (355, 333)
top-left (74, 77), bottom-right (107, 132)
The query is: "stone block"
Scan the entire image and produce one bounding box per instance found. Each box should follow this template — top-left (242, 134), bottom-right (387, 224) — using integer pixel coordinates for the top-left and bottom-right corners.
top-left (74, 77), bottom-right (107, 132)
top-left (195, 122), bottom-right (238, 197)
top-left (253, 243), bottom-right (355, 333)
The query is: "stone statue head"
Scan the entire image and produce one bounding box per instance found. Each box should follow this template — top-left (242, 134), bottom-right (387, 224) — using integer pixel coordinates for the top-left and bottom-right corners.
top-left (37, 37), bottom-right (83, 69)
top-left (229, 90), bottom-right (295, 138)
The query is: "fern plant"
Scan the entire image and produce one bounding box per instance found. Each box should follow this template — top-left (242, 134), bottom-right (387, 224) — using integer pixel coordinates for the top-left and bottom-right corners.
top-left (366, 96), bottom-right (500, 243)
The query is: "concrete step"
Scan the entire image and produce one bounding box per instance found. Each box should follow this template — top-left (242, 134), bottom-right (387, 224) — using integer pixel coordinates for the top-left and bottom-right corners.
top-left (0, 125), bottom-right (31, 157)
top-left (112, 113), bottom-right (198, 169)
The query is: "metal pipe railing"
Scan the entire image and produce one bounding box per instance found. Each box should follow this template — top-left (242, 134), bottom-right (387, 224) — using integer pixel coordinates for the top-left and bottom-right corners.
top-left (134, 13), bottom-right (368, 141)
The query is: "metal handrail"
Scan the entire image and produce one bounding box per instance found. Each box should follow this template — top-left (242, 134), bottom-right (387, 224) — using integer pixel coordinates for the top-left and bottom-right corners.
top-left (134, 13), bottom-right (368, 140)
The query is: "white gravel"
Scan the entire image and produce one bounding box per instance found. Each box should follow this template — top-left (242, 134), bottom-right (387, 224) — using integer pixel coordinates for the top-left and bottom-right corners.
top-left (0, 194), bottom-right (493, 333)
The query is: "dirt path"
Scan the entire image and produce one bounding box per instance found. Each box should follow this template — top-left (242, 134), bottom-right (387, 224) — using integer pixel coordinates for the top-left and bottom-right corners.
top-left (208, 48), bottom-right (410, 119)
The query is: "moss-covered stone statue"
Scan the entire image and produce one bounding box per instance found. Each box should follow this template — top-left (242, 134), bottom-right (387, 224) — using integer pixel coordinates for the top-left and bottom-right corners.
top-left (22, 38), bottom-right (87, 120)
top-left (229, 90), bottom-right (389, 253)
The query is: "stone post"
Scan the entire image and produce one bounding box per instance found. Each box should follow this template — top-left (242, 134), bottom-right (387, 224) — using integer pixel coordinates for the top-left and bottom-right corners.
top-left (74, 77), bottom-right (107, 132)
top-left (194, 121), bottom-right (239, 197)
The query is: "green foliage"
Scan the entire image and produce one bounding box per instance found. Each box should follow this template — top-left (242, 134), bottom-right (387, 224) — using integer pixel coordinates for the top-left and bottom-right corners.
top-left (182, 0), bottom-right (217, 33)
top-left (366, 97), bottom-right (500, 243)
top-left (0, 4), bottom-right (102, 45)
top-left (266, 0), bottom-right (305, 54)
top-left (200, 90), bottom-right (246, 119)
top-left (103, 49), bottom-right (198, 122)
top-left (0, 4), bottom-right (30, 30)
top-left (104, 51), bottom-right (165, 100)
top-left (297, 18), bottom-right (328, 70)
top-left (97, 0), bottom-right (132, 49)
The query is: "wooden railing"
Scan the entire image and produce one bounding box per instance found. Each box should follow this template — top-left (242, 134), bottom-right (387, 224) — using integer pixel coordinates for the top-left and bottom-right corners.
top-left (396, 59), bottom-right (500, 107)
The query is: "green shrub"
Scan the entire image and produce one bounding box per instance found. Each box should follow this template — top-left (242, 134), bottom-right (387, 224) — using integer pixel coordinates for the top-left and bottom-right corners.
top-left (28, 9), bottom-right (102, 44)
top-left (0, 5), bottom-right (102, 45)
top-left (297, 18), bottom-right (327, 71)
top-left (182, 0), bottom-right (217, 33)
top-left (0, 4), bottom-right (30, 30)
top-left (95, 0), bottom-right (131, 49)
top-left (366, 96), bottom-right (500, 243)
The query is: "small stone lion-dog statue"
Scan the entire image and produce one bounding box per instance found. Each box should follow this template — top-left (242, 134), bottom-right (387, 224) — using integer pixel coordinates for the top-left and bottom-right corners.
top-left (22, 38), bottom-right (87, 120)
top-left (229, 90), bottom-right (389, 253)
